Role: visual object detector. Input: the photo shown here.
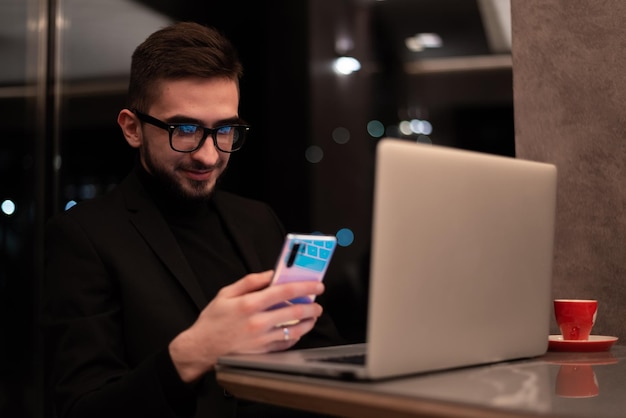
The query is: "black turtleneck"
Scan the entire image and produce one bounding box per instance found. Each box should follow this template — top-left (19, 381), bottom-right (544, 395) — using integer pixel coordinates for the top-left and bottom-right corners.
top-left (135, 163), bottom-right (248, 301)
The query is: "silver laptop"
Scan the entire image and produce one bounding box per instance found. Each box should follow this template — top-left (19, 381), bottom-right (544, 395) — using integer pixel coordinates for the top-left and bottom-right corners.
top-left (218, 138), bottom-right (557, 380)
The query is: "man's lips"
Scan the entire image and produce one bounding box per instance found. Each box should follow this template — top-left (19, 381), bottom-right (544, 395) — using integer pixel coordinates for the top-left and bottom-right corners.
top-left (182, 168), bottom-right (216, 181)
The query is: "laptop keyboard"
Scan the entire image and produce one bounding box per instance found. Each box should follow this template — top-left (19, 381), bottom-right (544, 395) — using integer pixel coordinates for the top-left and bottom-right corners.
top-left (291, 239), bottom-right (335, 272)
top-left (312, 354), bottom-right (367, 365)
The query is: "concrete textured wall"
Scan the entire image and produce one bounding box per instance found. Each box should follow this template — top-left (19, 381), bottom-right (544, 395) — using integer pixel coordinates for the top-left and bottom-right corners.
top-left (511, 0), bottom-right (626, 337)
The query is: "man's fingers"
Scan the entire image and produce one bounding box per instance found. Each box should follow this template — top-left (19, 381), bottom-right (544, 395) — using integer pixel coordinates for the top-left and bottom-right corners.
top-left (218, 270), bottom-right (274, 298)
top-left (258, 302), bottom-right (323, 332)
top-left (268, 318), bottom-right (317, 350)
top-left (255, 281), bottom-right (325, 311)
top-left (222, 273), bottom-right (325, 313)
top-left (234, 318), bottom-right (318, 354)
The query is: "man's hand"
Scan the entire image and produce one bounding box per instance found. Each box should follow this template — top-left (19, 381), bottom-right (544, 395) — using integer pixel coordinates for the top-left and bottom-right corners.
top-left (169, 270), bottom-right (325, 383)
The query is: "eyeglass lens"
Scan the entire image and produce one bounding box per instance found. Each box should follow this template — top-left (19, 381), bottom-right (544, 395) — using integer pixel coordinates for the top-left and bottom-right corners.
top-left (172, 125), bottom-right (245, 152)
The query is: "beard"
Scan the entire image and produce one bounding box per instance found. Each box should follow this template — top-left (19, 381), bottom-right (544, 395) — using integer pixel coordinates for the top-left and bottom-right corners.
top-left (142, 142), bottom-right (227, 205)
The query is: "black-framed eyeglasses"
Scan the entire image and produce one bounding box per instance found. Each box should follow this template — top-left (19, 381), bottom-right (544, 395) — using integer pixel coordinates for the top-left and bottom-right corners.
top-left (132, 109), bottom-right (250, 153)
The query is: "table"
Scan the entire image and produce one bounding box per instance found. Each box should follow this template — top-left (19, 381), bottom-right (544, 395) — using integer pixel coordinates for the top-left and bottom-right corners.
top-left (217, 345), bottom-right (626, 418)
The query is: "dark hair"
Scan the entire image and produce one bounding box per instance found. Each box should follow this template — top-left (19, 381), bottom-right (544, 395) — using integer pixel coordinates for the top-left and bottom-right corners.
top-left (127, 22), bottom-right (243, 111)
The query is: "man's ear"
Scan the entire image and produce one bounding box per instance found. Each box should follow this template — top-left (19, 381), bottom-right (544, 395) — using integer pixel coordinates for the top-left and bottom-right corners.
top-left (118, 109), bottom-right (142, 149)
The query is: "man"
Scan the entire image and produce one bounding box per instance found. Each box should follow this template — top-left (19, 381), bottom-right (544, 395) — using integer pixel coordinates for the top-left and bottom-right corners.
top-left (43, 22), bottom-right (341, 418)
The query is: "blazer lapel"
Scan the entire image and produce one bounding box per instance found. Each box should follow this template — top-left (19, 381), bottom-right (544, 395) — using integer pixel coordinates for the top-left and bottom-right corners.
top-left (121, 173), bottom-right (208, 311)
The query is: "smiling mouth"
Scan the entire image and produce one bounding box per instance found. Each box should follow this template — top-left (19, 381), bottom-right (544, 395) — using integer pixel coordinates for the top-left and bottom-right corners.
top-left (183, 169), bottom-right (214, 181)
top-left (179, 160), bottom-right (224, 181)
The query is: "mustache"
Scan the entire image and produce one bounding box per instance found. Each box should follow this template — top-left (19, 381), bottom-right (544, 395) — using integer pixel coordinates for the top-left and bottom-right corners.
top-left (180, 160), bottom-right (224, 171)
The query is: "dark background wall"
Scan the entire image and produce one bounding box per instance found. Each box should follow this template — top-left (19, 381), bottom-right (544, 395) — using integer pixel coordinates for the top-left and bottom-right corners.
top-left (512, 0), bottom-right (626, 338)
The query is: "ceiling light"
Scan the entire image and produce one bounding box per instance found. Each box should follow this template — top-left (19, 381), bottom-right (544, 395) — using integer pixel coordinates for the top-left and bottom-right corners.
top-left (405, 33), bottom-right (443, 52)
top-left (333, 56), bottom-right (361, 75)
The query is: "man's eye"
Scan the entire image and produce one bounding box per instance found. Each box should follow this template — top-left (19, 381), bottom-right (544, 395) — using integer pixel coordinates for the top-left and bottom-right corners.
top-left (216, 126), bottom-right (233, 135)
top-left (177, 125), bottom-right (199, 135)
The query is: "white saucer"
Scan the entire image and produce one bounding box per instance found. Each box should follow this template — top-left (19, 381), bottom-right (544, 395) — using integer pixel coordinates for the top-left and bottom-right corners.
top-left (548, 335), bottom-right (618, 353)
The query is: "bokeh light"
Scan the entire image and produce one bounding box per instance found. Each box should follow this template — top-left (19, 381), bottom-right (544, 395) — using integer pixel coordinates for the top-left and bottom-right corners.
top-left (304, 145), bottom-right (324, 164)
top-left (336, 228), bottom-right (354, 247)
top-left (367, 120), bottom-right (385, 138)
top-left (1, 200), bottom-right (16, 216)
top-left (332, 127), bottom-right (350, 144)
top-left (305, 145), bottom-right (324, 163)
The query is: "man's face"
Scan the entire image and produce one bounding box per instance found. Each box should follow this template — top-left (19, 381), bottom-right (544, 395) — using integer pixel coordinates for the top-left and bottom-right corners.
top-left (138, 77), bottom-right (240, 201)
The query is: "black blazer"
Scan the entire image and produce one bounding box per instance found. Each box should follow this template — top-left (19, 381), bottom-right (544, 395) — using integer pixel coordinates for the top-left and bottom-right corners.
top-left (43, 171), bottom-right (341, 418)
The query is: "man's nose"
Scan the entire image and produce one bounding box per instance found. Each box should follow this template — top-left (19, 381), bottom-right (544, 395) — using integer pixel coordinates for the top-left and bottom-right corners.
top-left (191, 136), bottom-right (220, 164)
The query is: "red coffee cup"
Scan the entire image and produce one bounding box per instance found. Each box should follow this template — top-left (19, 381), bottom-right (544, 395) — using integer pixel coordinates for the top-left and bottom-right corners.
top-left (554, 299), bottom-right (597, 340)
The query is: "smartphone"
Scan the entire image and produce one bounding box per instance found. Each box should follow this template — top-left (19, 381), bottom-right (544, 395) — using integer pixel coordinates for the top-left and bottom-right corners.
top-left (269, 233), bottom-right (337, 307)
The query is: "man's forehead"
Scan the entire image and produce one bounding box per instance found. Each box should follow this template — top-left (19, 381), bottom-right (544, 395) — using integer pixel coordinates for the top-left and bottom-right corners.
top-left (148, 76), bottom-right (239, 107)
